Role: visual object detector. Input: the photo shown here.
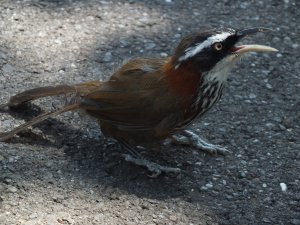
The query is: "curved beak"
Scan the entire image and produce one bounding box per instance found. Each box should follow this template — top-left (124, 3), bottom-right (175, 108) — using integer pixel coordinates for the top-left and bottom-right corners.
top-left (232, 27), bottom-right (278, 54)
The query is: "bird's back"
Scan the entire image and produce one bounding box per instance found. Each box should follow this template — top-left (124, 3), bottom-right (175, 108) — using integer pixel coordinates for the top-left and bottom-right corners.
top-left (79, 58), bottom-right (181, 145)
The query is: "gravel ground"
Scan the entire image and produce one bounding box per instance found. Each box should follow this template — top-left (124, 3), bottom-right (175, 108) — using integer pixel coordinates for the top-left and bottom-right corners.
top-left (0, 0), bottom-right (299, 224)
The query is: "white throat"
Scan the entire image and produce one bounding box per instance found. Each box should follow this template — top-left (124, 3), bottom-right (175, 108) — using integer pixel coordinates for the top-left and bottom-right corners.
top-left (205, 56), bottom-right (236, 83)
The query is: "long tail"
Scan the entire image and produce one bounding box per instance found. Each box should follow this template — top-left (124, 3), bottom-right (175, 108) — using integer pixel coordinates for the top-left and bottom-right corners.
top-left (0, 81), bottom-right (102, 141)
top-left (5, 85), bottom-right (77, 107)
top-left (1, 81), bottom-right (102, 108)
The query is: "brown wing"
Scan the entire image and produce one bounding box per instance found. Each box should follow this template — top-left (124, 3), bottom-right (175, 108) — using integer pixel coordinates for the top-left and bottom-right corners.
top-left (79, 57), bottom-right (181, 130)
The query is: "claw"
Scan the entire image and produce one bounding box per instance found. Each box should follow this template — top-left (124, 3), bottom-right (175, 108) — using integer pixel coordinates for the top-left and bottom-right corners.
top-left (171, 130), bottom-right (231, 155)
top-left (121, 154), bottom-right (181, 177)
top-left (201, 144), bottom-right (231, 155)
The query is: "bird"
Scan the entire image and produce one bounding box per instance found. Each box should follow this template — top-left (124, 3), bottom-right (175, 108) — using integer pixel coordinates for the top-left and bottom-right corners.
top-left (0, 27), bottom-right (277, 176)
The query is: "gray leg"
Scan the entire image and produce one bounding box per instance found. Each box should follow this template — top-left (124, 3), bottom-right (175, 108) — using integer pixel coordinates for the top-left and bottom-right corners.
top-left (117, 139), bottom-right (181, 177)
top-left (171, 130), bottom-right (230, 155)
top-left (121, 154), bottom-right (181, 178)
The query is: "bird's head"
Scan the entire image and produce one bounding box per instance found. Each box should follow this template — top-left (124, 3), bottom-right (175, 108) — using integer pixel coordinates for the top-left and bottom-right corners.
top-left (171, 27), bottom-right (277, 80)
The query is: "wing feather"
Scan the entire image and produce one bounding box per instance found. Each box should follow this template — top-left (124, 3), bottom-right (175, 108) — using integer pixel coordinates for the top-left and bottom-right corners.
top-left (79, 57), bottom-right (179, 130)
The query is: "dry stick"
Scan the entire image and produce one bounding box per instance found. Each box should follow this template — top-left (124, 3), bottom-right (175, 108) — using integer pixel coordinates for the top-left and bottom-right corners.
top-left (0, 104), bottom-right (79, 141)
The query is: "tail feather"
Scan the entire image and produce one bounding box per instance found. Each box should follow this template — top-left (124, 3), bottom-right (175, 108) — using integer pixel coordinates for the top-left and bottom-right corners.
top-left (7, 85), bottom-right (77, 107)
top-left (1, 81), bottom-right (102, 108)
top-left (0, 80), bottom-right (102, 140)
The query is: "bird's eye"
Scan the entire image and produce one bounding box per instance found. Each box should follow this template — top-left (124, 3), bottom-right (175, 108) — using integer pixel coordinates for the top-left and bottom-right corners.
top-left (214, 42), bottom-right (223, 51)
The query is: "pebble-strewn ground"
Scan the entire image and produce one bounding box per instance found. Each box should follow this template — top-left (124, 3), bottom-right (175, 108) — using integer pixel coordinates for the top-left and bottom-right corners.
top-left (0, 0), bottom-right (299, 224)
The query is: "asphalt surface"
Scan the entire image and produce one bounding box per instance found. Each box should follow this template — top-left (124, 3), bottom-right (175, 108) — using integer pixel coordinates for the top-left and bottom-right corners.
top-left (0, 0), bottom-right (299, 224)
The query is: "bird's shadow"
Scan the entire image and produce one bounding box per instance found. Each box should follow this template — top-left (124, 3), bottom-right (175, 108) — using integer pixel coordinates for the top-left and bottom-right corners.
top-left (1, 102), bottom-right (209, 200)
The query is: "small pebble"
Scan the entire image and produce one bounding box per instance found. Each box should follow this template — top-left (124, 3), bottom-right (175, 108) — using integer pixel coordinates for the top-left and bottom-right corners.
top-left (160, 52), bottom-right (168, 57)
top-left (7, 186), bottom-right (18, 193)
top-left (266, 83), bottom-right (272, 89)
top-left (4, 178), bottom-right (12, 184)
top-left (241, 160), bottom-right (247, 165)
top-left (29, 213), bottom-right (38, 219)
top-left (195, 162), bottom-right (202, 166)
top-left (279, 124), bottom-right (286, 131)
top-left (252, 139), bottom-right (260, 143)
top-left (265, 123), bottom-right (275, 129)
top-left (103, 52), bottom-right (112, 62)
top-left (8, 157), bottom-right (15, 163)
top-left (200, 186), bottom-right (208, 191)
top-left (280, 182), bottom-right (287, 192)
top-left (205, 183), bottom-right (213, 188)
top-left (145, 42), bottom-right (156, 50)
top-left (94, 213), bottom-right (104, 221)
top-left (239, 172), bottom-right (247, 178)
top-left (249, 93), bottom-right (256, 99)
top-left (169, 215), bottom-right (177, 222)
top-left (262, 217), bottom-right (272, 223)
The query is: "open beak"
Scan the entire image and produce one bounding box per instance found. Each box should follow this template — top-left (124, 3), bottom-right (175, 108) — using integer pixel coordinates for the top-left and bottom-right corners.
top-left (232, 27), bottom-right (278, 54)
top-left (233, 44), bottom-right (278, 54)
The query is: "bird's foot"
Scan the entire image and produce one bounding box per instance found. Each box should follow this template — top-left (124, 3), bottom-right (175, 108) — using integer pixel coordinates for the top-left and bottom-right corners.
top-left (171, 130), bottom-right (231, 155)
top-left (121, 154), bottom-right (181, 178)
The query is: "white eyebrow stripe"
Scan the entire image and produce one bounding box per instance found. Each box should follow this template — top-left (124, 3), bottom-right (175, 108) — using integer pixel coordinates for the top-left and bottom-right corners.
top-left (178, 32), bottom-right (232, 63)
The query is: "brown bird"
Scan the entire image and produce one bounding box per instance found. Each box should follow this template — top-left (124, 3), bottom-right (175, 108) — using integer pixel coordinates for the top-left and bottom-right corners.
top-left (0, 27), bottom-right (277, 175)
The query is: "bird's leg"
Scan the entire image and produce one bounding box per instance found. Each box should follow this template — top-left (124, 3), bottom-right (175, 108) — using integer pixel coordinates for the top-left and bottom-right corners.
top-left (117, 138), bottom-right (144, 158)
top-left (121, 154), bottom-right (181, 178)
top-left (171, 130), bottom-right (230, 155)
top-left (118, 139), bottom-right (181, 177)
